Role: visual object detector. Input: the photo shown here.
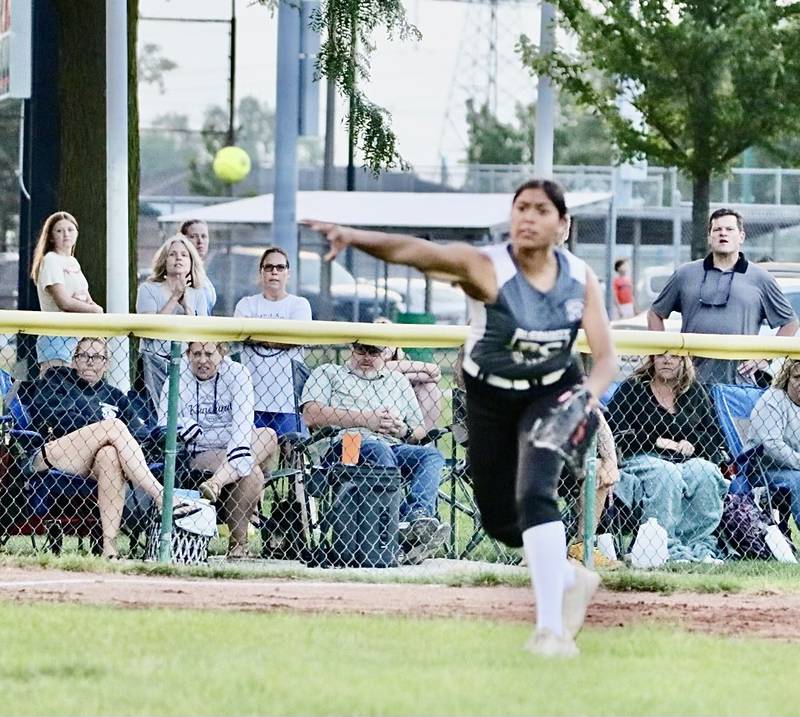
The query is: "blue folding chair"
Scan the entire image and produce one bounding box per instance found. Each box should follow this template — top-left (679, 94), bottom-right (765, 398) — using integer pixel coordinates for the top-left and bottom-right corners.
top-left (0, 368), bottom-right (104, 553)
top-left (710, 383), bottom-right (794, 536)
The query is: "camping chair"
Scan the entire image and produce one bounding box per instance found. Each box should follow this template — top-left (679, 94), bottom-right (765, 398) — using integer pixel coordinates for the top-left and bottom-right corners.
top-left (710, 383), bottom-right (794, 541)
top-left (0, 369), bottom-right (101, 554)
top-left (433, 387), bottom-right (494, 560)
top-left (257, 359), bottom-right (318, 560)
top-left (0, 369), bottom-right (167, 556)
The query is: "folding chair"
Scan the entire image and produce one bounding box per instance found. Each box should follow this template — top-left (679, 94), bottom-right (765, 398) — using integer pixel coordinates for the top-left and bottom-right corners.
top-left (1, 369), bottom-right (168, 556)
top-left (0, 369), bottom-right (101, 554)
top-left (259, 359), bottom-right (317, 560)
top-left (434, 387), bottom-right (493, 560)
top-left (710, 383), bottom-right (794, 540)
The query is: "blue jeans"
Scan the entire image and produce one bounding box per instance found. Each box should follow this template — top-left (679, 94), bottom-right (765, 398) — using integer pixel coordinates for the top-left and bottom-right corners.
top-left (762, 468), bottom-right (800, 529)
top-left (616, 454), bottom-right (727, 561)
top-left (326, 438), bottom-right (444, 519)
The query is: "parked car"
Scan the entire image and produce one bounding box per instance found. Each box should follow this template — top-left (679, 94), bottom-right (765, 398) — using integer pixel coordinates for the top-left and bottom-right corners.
top-left (371, 277), bottom-right (468, 325)
top-left (203, 247), bottom-right (406, 321)
top-left (0, 252), bottom-right (19, 310)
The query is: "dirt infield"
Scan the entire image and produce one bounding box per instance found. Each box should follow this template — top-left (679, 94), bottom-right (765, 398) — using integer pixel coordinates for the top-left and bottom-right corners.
top-left (1, 565), bottom-right (799, 641)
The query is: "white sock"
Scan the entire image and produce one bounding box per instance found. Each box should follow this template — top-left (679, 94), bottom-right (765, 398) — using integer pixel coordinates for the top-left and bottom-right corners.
top-left (522, 521), bottom-right (568, 637)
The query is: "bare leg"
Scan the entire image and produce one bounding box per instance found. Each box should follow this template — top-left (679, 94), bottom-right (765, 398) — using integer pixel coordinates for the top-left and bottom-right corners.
top-left (35, 419), bottom-right (164, 502)
top-left (223, 467), bottom-right (264, 554)
top-left (253, 427), bottom-right (278, 473)
top-left (193, 428), bottom-right (276, 494)
top-left (91, 446), bottom-right (126, 558)
top-left (413, 381), bottom-right (444, 431)
top-left (190, 452), bottom-right (264, 556)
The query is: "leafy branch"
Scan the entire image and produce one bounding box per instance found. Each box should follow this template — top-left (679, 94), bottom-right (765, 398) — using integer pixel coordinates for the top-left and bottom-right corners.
top-left (260, 0), bottom-right (420, 174)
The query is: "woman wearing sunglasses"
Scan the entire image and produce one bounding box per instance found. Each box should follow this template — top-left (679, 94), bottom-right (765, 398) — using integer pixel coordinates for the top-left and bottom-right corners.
top-left (234, 246), bottom-right (312, 436)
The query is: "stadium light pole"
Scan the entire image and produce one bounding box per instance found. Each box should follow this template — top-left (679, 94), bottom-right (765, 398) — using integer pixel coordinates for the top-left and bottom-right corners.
top-left (533, 1), bottom-right (556, 178)
top-left (273, 0), bottom-right (301, 288)
top-left (106, 0), bottom-right (130, 391)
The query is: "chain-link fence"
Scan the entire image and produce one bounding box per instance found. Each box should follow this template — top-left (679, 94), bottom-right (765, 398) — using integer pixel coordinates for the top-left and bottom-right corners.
top-left (1, 322), bottom-right (799, 572)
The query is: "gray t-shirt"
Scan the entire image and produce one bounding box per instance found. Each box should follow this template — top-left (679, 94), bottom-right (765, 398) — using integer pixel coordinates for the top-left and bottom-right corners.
top-left (651, 254), bottom-right (795, 385)
top-left (749, 387), bottom-right (800, 471)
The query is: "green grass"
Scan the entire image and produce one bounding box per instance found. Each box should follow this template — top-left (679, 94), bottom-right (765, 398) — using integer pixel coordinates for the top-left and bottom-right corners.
top-left (4, 548), bottom-right (800, 594)
top-left (1, 602), bottom-right (799, 716)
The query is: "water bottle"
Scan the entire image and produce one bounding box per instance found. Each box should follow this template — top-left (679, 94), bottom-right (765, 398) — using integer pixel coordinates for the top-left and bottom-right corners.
top-left (630, 518), bottom-right (669, 568)
top-left (765, 525), bottom-right (798, 564)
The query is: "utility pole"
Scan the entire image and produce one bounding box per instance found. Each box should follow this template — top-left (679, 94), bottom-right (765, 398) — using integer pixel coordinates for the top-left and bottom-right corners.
top-left (273, 0), bottom-right (301, 284)
top-left (533, 1), bottom-right (555, 178)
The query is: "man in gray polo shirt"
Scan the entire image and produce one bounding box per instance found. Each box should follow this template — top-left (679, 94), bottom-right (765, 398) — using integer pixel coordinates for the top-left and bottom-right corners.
top-left (648, 208), bottom-right (798, 385)
top-left (301, 341), bottom-right (448, 563)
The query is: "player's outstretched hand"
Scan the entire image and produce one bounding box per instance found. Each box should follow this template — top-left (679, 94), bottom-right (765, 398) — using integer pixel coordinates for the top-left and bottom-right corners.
top-left (302, 220), bottom-right (356, 262)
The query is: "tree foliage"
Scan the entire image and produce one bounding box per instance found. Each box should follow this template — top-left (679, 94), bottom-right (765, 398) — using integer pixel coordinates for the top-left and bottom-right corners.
top-left (137, 43), bottom-right (177, 94)
top-left (518, 0), bottom-right (800, 258)
top-left (465, 96), bottom-right (614, 166)
top-left (188, 96), bottom-right (278, 196)
top-left (307, 0), bottom-right (421, 174)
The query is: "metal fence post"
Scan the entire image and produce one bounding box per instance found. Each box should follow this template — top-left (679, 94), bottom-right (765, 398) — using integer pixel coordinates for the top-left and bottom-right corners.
top-left (582, 444), bottom-right (597, 569)
top-left (158, 340), bottom-right (182, 563)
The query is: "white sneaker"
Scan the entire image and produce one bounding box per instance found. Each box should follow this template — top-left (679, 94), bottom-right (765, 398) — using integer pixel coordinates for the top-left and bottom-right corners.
top-left (524, 628), bottom-right (579, 658)
top-left (562, 562), bottom-right (601, 639)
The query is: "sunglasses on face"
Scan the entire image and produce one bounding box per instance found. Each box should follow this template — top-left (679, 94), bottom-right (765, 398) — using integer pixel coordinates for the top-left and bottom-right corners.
top-left (261, 263), bottom-right (288, 273)
top-left (352, 345), bottom-right (383, 357)
top-left (75, 352), bottom-right (107, 363)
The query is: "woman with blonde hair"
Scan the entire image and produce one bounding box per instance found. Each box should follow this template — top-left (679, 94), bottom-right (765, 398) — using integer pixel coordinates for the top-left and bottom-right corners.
top-left (606, 353), bottom-right (729, 563)
top-left (136, 235), bottom-right (208, 409)
top-left (30, 211), bottom-right (103, 373)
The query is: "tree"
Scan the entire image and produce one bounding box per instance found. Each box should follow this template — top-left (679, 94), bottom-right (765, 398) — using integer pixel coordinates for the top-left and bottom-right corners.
top-left (137, 43), bottom-right (177, 94)
top-left (48, 0), bottom-right (140, 307)
top-left (465, 99), bottom-right (526, 165)
top-left (188, 96), bottom-right (276, 196)
top-left (304, 0), bottom-right (420, 174)
top-left (465, 97), bottom-right (614, 166)
top-left (518, 1), bottom-right (800, 258)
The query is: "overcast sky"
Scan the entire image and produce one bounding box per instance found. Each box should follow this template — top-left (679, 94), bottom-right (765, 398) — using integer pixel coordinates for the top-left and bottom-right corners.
top-left (138, 0), bottom-right (543, 170)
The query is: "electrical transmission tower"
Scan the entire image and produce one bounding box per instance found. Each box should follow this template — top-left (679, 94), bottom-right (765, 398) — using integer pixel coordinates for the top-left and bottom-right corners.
top-left (437, 0), bottom-right (539, 170)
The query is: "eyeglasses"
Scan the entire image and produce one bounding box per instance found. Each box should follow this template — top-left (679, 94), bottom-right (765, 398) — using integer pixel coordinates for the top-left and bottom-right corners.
top-left (352, 344), bottom-right (383, 357)
top-left (698, 270), bottom-right (734, 307)
top-left (75, 352), bottom-right (107, 363)
top-left (261, 263), bottom-right (288, 273)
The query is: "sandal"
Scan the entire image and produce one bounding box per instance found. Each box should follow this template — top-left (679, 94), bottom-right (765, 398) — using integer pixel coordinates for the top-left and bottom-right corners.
top-left (199, 480), bottom-right (221, 504)
top-left (226, 542), bottom-right (248, 560)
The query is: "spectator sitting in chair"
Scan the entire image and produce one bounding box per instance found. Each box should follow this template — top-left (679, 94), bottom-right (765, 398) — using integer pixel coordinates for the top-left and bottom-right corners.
top-left (160, 341), bottom-right (278, 559)
top-left (27, 337), bottom-right (197, 559)
top-left (301, 340), bottom-right (449, 564)
top-left (373, 316), bottom-right (444, 431)
top-left (606, 353), bottom-right (729, 563)
top-left (749, 358), bottom-right (800, 536)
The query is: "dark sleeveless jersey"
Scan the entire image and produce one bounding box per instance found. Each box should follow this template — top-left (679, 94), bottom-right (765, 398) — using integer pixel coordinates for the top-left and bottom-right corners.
top-left (463, 243), bottom-right (587, 382)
